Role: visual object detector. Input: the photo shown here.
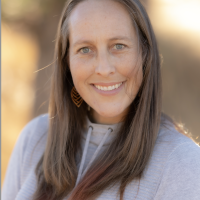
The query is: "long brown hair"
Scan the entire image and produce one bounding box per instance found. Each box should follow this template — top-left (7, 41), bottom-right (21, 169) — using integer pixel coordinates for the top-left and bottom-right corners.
top-left (33, 0), bottom-right (162, 199)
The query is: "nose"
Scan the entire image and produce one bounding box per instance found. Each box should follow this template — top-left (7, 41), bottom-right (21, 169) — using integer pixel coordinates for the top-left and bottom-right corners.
top-left (95, 51), bottom-right (116, 77)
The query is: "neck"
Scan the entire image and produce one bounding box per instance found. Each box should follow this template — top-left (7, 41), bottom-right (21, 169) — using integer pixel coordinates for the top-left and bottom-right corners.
top-left (88, 109), bottom-right (126, 125)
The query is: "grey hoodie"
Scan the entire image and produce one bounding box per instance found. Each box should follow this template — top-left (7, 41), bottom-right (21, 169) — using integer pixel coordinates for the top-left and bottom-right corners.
top-left (2, 114), bottom-right (200, 200)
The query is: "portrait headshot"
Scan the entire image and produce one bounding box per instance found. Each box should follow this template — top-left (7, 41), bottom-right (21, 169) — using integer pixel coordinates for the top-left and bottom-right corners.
top-left (2, 0), bottom-right (200, 200)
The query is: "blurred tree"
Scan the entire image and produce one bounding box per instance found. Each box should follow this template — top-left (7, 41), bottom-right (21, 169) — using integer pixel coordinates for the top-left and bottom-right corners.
top-left (2, 0), bottom-right (66, 117)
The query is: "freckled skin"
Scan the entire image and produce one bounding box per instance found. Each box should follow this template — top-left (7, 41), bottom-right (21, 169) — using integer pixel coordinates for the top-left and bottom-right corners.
top-left (69, 0), bottom-right (143, 124)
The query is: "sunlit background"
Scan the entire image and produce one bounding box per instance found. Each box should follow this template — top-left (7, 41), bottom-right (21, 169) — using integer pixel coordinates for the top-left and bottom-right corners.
top-left (2, 0), bottom-right (200, 185)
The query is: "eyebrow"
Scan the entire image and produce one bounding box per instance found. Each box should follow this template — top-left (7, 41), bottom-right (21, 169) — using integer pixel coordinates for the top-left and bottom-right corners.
top-left (73, 36), bottom-right (132, 47)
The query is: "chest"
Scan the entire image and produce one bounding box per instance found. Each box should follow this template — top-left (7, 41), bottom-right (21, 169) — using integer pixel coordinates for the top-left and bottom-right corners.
top-left (16, 142), bottom-right (162, 200)
top-left (16, 164), bottom-right (159, 200)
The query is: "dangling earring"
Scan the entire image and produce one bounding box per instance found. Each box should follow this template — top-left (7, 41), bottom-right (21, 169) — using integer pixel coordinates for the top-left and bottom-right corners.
top-left (71, 86), bottom-right (83, 107)
top-left (87, 105), bottom-right (90, 111)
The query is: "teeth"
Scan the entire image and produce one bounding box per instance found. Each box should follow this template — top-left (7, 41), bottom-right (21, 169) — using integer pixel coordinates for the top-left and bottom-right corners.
top-left (94, 82), bottom-right (122, 91)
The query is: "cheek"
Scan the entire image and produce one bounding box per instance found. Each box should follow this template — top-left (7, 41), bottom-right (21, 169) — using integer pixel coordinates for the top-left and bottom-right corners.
top-left (69, 56), bottom-right (92, 85)
top-left (117, 52), bottom-right (143, 96)
top-left (117, 51), bottom-right (142, 79)
top-left (69, 57), bottom-right (85, 80)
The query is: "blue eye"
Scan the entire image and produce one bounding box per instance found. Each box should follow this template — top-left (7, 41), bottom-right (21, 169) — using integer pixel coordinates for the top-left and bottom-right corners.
top-left (80, 47), bottom-right (90, 54)
top-left (115, 44), bottom-right (124, 50)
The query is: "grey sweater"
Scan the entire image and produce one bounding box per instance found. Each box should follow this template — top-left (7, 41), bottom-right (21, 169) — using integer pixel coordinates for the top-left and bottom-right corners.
top-left (2, 114), bottom-right (200, 200)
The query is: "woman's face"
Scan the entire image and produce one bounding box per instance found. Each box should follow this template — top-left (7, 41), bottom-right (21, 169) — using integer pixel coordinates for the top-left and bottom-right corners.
top-left (68, 0), bottom-right (143, 124)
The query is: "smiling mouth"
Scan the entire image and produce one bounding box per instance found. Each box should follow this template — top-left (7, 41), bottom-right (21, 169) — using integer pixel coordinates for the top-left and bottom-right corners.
top-left (93, 82), bottom-right (123, 91)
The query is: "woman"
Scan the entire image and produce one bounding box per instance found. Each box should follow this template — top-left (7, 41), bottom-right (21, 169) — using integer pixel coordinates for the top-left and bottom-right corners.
top-left (2, 0), bottom-right (200, 199)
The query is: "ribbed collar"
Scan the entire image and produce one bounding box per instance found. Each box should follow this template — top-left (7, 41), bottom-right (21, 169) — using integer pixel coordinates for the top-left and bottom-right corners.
top-left (82, 118), bottom-right (123, 146)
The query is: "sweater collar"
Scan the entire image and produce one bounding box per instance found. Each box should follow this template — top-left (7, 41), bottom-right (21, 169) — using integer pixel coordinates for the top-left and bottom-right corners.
top-left (82, 117), bottom-right (123, 146)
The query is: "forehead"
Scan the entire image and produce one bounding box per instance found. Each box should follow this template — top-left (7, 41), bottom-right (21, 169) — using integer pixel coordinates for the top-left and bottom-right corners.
top-left (68, 0), bottom-right (136, 43)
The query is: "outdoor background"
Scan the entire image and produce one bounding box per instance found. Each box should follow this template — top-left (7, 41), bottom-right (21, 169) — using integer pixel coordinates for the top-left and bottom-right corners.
top-left (2, 0), bottom-right (200, 185)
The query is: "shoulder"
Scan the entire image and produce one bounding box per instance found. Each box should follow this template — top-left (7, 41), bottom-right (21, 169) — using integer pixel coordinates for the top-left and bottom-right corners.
top-left (18, 114), bottom-right (49, 181)
top-left (152, 125), bottom-right (200, 199)
top-left (158, 123), bottom-right (200, 158)
top-left (9, 113), bottom-right (49, 157)
top-left (153, 123), bottom-right (200, 169)
top-left (2, 114), bottom-right (49, 199)
top-left (19, 113), bottom-right (49, 156)
top-left (18, 113), bottom-right (49, 149)
top-left (20, 113), bottom-right (49, 140)
top-left (156, 124), bottom-right (200, 171)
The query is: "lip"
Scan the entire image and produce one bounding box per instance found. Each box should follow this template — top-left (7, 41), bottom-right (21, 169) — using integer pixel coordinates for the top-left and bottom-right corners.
top-left (91, 81), bottom-right (125, 96)
top-left (91, 81), bottom-right (124, 87)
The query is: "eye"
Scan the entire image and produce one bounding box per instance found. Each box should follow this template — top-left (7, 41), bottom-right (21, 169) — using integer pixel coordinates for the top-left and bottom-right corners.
top-left (80, 47), bottom-right (91, 54)
top-left (114, 44), bottom-right (125, 50)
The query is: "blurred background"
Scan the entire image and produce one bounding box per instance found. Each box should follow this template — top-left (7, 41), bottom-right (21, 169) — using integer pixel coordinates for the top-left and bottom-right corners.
top-left (1, 0), bottom-right (200, 185)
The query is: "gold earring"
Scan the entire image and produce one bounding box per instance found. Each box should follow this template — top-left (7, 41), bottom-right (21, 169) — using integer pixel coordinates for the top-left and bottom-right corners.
top-left (71, 86), bottom-right (83, 107)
